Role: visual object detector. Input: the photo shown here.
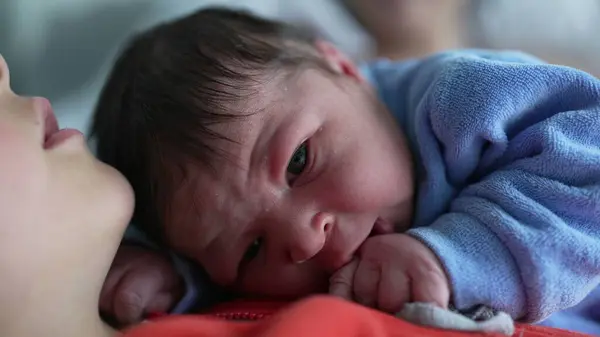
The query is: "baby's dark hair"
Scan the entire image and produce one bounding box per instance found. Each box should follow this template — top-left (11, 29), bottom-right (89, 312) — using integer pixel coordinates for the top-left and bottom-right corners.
top-left (91, 7), bottom-right (327, 241)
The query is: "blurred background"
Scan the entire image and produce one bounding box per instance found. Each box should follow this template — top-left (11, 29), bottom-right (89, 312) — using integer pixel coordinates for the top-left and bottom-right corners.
top-left (1, 0), bottom-right (599, 134)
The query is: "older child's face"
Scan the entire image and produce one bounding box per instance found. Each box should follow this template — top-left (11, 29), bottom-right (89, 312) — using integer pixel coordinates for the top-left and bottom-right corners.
top-left (0, 55), bottom-right (133, 299)
top-left (167, 44), bottom-right (415, 299)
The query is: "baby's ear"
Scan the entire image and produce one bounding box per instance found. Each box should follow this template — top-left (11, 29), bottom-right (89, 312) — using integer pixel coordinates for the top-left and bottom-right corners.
top-left (314, 40), bottom-right (364, 82)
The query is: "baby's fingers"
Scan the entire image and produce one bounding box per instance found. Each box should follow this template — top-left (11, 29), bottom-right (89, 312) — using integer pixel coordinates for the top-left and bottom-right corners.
top-left (378, 267), bottom-right (410, 313)
top-left (353, 259), bottom-right (381, 307)
top-left (411, 267), bottom-right (450, 309)
top-left (99, 265), bottom-right (128, 315)
top-left (147, 292), bottom-right (178, 313)
top-left (329, 259), bottom-right (359, 300)
top-left (114, 271), bottom-right (166, 325)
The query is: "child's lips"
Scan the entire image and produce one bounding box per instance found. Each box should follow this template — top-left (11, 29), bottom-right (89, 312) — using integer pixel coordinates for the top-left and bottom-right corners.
top-left (34, 97), bottom-right (84, 149)
top-left (45, 128), bottom-right (84, 149)
top-left (34, 97), bottom-right (59, 145)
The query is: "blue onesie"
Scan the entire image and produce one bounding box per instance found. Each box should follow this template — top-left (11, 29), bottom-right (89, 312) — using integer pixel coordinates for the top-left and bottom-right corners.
top-left (129, 50), bottom-right (600, 334)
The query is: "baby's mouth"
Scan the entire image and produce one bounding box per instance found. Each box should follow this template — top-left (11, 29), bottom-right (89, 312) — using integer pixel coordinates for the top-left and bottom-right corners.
top-left (369, 217), bottom-right (395, 237)
top-left (325, 218), bottom-right (396, 273)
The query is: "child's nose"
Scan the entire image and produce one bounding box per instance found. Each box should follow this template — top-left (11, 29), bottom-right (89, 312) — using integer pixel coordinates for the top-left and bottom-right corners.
top-left (288, 212), bottom-right (334, 264)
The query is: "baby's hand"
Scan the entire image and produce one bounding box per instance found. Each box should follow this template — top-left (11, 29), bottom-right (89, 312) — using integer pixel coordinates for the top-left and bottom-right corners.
top-left (329, 233), bottom-right (450, 312)
top-left (100, 244), bottom-right (183, 326)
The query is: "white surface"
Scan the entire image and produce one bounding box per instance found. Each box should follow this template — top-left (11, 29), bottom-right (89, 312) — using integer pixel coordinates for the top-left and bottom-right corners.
top-left (476, 0), bottom-right (600, 75)
top-left (1, 0), bottom-right (367, 134)
top-left (480, 0), bottom-right (600, 51)
top-left (2, 0), bottom-right (599, 134)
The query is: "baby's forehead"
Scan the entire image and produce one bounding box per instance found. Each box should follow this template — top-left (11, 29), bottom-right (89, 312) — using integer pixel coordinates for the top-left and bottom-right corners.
top-left (201, 67), bottom-right (324, 142)
top-left (172, 158), bottom-right (256, 220)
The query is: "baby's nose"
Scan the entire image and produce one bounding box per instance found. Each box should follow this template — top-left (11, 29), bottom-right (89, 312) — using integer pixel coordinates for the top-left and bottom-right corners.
top-left (289, 212), bottom-right (334, 264)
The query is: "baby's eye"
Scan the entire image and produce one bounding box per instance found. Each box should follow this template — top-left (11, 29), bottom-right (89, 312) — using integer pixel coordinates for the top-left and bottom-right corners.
top-left (286, 142), bottom-right (308, 183)
top-left (243, 237), bottom-right (263, 262)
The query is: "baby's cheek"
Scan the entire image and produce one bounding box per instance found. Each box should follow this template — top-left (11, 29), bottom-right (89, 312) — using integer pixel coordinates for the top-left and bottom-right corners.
top-left (164, 226), bottom-right (198, 258)
top-left (163, 225), bottom-right (219, 277)
top-left (324, 166), bottom-right (397, 211)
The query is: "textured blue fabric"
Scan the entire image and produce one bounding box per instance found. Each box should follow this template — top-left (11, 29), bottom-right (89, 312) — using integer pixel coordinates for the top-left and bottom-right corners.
top-left (362, 50), bottom-right (600, 333)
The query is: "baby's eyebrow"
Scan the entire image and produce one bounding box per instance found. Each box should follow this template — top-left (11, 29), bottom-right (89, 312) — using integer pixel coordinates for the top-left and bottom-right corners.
top-left (246, 110), bottom-right (290, 185)
top-left (241, 116), bottom-right (268, 177)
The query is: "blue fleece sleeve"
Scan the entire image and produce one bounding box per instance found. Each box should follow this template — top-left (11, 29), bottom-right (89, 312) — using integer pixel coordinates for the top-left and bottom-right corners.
top-left (123, 226), bottom-right (201, 313)
top-left (369, 51), bottom-right (600, 322)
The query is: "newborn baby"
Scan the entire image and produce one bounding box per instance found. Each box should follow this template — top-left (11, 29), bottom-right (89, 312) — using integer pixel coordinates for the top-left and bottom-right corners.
top-left (92, 7), bottom-right (600, 334)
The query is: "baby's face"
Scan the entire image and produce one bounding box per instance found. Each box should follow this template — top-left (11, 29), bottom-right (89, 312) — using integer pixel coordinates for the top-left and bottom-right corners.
top-left (0, 55), bottom-right (133, 297)
top-left (166, 63), bottom-right (415, 299)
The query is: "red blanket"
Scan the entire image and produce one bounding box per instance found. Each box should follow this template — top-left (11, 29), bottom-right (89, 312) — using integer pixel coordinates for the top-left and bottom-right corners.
top-left (126, 296), bottom-right (590, 337)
